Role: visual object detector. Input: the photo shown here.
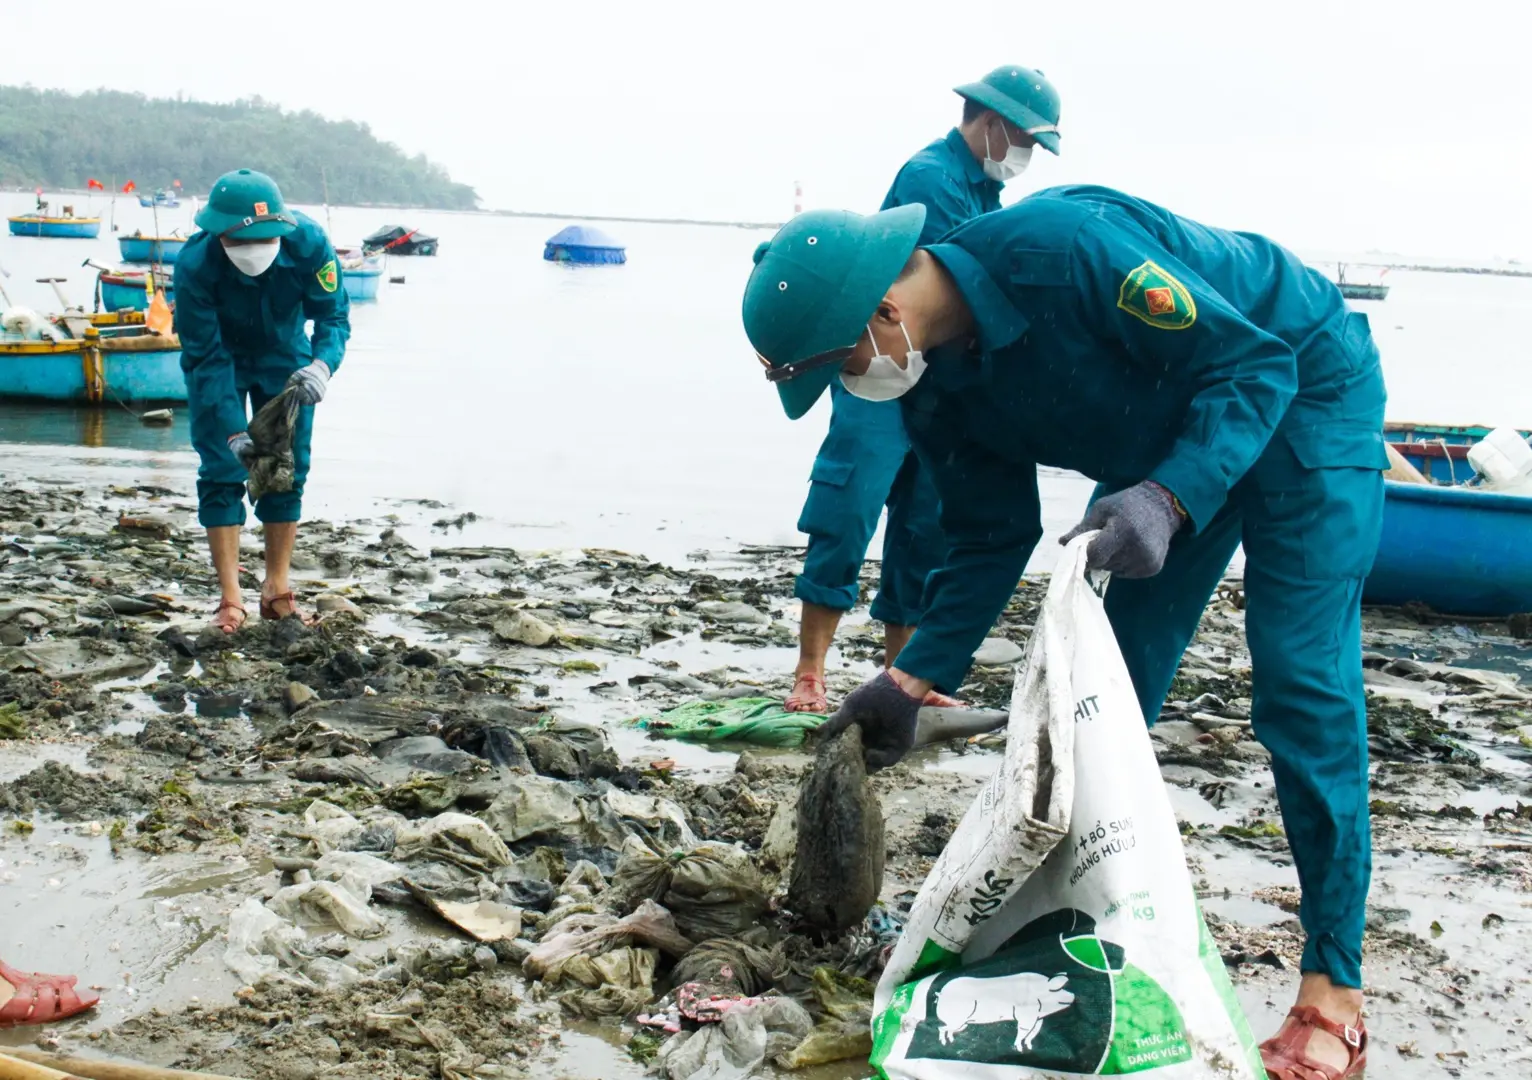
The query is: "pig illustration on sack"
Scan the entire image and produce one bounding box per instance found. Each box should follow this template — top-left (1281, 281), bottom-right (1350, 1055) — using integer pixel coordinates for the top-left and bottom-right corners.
top-left (934, 972), bottom-right (1074, 1053)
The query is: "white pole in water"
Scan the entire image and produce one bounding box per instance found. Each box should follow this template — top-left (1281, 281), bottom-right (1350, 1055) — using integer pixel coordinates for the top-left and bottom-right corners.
top-left (793, 181), bottom-right (803, 216)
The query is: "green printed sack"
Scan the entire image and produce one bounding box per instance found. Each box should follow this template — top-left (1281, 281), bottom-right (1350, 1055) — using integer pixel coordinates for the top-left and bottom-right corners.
top-left (871, 536), bottom-right (1264, 1079)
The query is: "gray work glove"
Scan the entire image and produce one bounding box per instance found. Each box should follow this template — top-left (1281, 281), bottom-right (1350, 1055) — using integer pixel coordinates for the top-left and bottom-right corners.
top-left (287, 360), bottom-right (331, 405)
top-left (820, 671), bottom-right (923, 771)
top-left (227, 432), bottom-right (258, 470)
top-left (1061, 481), bottom-right (1185, 578)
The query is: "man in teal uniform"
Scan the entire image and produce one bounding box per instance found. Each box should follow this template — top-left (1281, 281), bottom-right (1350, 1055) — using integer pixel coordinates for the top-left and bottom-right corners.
top-left (177, 169), bottom-right (350, 631)
top-left (785, 66), bottom-right (1061, 714)
top-left (742, 187), bottom-right (1383, 1079)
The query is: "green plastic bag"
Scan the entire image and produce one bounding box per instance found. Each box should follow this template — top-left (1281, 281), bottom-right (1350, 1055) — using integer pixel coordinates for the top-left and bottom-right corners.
top-left (628, 697), bottom-right (825, 748)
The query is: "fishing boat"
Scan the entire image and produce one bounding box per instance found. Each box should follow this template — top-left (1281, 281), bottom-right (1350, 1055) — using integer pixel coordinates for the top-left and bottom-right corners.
top-left (1364, 423), bottom-right (1532, 616)
top-left (137, 189), bottom-right (180, 209)
top-left (118, 233), bottom-right (187, 265)
top-left (7, 213), bottom-right (102, 239)
top-left (0, 328), bottom-right (184, 404)
top-left (335, 248), bottom-right (383, 301)
top-left (1336, 263), bottom-right (1389, 301)
top-left (362, 224), bottom-right (438, 256)
top-left (97, 268), bottom-right (174, 313)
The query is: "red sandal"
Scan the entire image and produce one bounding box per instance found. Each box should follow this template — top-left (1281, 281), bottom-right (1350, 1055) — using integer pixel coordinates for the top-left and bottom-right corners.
top-left (211, 598), bottom-right (247, 634)
top-left (260, 591), bottom-right (314, 625)
top-left (785, 672), bottom-right (828, 713)
top-left (0, 959), bottom-right (99, 1028)
top-left (1260, 1006), bottom-right (1367, 1079)
top-left (921, 689), bottom-right (966, 708)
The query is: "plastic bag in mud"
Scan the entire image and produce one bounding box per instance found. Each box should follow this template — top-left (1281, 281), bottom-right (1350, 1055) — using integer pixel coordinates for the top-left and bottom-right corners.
top-left (246, 384), bottom-right (301, 502)
top-left (871, 536), bottom-right (1264, 1080)
top-left (607, 838), bottom-right (768, 941)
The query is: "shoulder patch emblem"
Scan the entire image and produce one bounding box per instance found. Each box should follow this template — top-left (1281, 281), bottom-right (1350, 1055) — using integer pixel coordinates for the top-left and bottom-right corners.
top-left (1117, 261), bottom-right (1196, 330)
top-left (317, 259), bottom-right (338, 293)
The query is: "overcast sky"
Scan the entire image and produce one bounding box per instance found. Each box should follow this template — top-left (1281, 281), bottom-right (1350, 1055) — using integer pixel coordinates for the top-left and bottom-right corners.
top-left (3, 0), bottom-right (1527, 260)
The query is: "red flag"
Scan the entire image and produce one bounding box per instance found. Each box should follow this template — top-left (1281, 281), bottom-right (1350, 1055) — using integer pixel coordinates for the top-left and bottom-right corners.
top-left (122, 180), bottom-right (137, 193)
top-left (87, 178), bottom-right (105, 191)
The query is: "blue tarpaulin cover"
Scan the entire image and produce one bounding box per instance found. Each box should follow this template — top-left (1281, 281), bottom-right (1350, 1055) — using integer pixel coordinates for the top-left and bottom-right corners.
top-left (543, 225), bottom-right (626, 264)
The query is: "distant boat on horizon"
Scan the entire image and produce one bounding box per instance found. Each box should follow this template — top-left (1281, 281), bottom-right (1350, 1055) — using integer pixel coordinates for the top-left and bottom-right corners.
top-left (1337, 263), bottom-right (1389, 301)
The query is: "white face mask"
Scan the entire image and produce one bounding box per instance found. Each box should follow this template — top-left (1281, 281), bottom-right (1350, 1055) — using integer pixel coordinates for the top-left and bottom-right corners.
top-left (840, 321), bottom-right (927, 402)
top-left (982, 123), bottom-right (1033, 182)
top-left (222, 239), bottom-right (281, 277)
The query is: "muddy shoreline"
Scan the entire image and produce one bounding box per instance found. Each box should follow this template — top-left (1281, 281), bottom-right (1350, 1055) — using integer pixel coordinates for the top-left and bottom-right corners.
top-left (2, 476), bottom-right (1530, 1078)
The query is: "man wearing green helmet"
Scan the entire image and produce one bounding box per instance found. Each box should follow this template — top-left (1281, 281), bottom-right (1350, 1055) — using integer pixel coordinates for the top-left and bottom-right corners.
top-left (177, 169), bottom-right (351, 631)
top-left (785, 66), bottom-right (1060, 715)
top-left (742, 187), bottom-right (1388, 1079)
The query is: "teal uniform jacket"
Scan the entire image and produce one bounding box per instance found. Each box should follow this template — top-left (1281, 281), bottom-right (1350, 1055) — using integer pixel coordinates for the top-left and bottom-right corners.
top-left (895, 184), bottom-right (1386, 988)
top-left (795, 130), bottom-right (1001, 625)
top-left (176, 212), bottom-right (350, 527)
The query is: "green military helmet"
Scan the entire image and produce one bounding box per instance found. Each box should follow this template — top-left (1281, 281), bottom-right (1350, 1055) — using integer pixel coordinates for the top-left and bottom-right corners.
top-left (194, 169), bottom-right (298, 239)
top-left (742, 204), bottom-right (926, 420)
top-left (955, 65), bottom-right (1062, 154)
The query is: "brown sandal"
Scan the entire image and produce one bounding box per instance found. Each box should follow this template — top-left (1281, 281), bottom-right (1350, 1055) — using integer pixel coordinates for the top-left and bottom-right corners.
top-left (260, 591), bottom-right (314, 625)
top-left (1260, 1006), bottom-right (1367, 1079)
top-left (211, 599), bottom-right (247, 634)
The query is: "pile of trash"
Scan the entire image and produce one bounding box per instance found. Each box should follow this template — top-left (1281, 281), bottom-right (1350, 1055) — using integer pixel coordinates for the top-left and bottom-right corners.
top-left (4, 476), bottom-right (1532, 1079)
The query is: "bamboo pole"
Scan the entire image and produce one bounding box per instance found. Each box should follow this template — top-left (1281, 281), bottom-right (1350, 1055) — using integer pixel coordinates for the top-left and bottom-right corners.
top-left (0, 1048), bottom-right (248, 1080)
top-left (0, 1051), bottom-right (78, 1080)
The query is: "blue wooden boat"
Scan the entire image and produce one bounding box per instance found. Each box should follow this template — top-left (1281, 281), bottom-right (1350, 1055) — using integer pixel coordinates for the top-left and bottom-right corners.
top-left (342, 264), bottom-right (383, 301)
top-left (1364, 424), bottom-right (1532, 615)
top-left (137, 190), bottom-right (180, 208)
top-left (98, 269), bottom-right (174, 313)
top-left (118, 234), bottom-right (187, 264)
top-left (0, 331), bottom-right (185, 404)
top-left (8, 215), bottom-right (102, 239)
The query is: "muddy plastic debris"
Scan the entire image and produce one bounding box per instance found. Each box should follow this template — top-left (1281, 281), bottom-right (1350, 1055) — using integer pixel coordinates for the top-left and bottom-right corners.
top-left (524, 717), bottom-right (623, 779)
top-left (375, 734), bottom-right (481, 775)
top-left (525, 899), bottom-right (695, 980)
top-left (669, 937), bottom-right (784, 1000)
top-left (493, 610), bottom-right (557, 647)
top-left (393, 811), bottom-right (514, 871)
top-left (245, 385), bottom-right (302, 503)
top-left (788, 725), bottom-right (884, 932)
top-left (269, 873), bottom-right (387, 938)
top-left (657, 996), bottom-right (813, 1080)
top-left (607, 838), bottom-right (768, 940)
top-left (440, 715), bottom-right (532, 769)
top-left (775, 967), bottom-right (875, 1068)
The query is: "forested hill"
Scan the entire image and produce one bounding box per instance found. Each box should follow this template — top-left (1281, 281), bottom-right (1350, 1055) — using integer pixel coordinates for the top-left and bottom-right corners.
top-left (0, 86), bottom-right (479, 210)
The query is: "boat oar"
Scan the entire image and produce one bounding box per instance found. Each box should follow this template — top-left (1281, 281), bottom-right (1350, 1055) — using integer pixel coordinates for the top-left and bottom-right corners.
top-left (0, 1048), bottom-right (247, 1080)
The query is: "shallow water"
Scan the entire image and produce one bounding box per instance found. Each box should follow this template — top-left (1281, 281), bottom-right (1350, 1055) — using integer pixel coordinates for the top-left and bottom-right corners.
top-left (8, 191), bottom-right (1530, 572)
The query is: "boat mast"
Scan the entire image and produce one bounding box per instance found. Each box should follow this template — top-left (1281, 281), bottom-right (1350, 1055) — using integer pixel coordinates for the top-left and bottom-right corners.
top-left (322, 166), bottom-right (333, 237)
